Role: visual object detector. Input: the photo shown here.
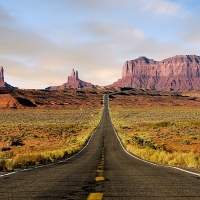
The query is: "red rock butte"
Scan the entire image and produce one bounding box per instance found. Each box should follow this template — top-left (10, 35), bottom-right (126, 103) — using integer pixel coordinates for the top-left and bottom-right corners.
top-left (0, 66), bottom-right (16, 88)
top-left (46, 69), bottom-right (95, 90)
top-left (109, 55), bottom-right (200, 90)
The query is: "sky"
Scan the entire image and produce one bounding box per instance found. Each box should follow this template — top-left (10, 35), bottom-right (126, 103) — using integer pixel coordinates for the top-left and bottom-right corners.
top-left (1, 0), bottom-right (200, 89)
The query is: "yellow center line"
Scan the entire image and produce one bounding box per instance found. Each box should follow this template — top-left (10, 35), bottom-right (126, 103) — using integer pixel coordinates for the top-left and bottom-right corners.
top-left (97, 169), bottom-right (103, 173)
top-left (87, 193), bottom-right (103, 200)
top-left (95, 176), bottom-right (105, 181)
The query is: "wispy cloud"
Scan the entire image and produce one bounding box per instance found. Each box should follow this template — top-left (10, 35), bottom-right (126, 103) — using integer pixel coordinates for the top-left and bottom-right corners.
top-left (0, 6), bottom-right (14, 23)
top-left (140, 0), bottom-right (180, 15)
top-left (181, 17), bottom-right (200, 44)
top-left (69, 0), bottom-right (181, 16)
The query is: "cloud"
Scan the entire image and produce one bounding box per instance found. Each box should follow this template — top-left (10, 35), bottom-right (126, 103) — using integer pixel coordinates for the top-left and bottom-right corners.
top-left (84, 21), bottom-right (144, 44)
top-left (0, 6), bottom-right (15, 23)
top-left (140, 0), bottom-right (180, 15)
top-left (181, 17), bottom-right (200, 45)
top-left (69, 0), bottom-right (181, 16)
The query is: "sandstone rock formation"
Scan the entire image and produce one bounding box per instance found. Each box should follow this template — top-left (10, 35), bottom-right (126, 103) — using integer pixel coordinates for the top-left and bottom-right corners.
top-left (110, 55), bottom-right (200, 90)
top-left (0, 66), bottom-right (17, 89)
top-left (46, 69), bottom-right (95, 90)
top-left (0, 94), bottom-right (23, 109)
top-left (0, 66), bottom-right (5, 87)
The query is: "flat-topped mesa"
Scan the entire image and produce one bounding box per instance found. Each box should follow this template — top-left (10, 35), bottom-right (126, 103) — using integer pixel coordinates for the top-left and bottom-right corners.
top-left (122, 57), bottom-right (155, 78)
top-left (110, 55), bottom-right (200, 90)
top-left (46, 69), bottom-right (96, 90)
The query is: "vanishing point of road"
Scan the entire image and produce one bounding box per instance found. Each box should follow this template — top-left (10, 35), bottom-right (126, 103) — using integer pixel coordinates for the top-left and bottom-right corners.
top-left (0, 95), bottom-right (200, 199)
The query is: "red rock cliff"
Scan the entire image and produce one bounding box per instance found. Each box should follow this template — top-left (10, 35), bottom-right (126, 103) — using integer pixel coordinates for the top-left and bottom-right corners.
top-left (110, 55), bottom-right (200, 90)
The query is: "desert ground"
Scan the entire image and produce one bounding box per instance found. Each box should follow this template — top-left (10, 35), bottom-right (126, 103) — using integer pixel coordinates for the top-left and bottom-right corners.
top-left (109, 89), bottom-right (200, 170)
top-left (0, 87), bottom-right (200, 172)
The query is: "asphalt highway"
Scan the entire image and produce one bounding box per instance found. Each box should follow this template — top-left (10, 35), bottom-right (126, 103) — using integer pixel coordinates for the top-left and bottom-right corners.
top-left (0, 95), bottom-right (200, 199)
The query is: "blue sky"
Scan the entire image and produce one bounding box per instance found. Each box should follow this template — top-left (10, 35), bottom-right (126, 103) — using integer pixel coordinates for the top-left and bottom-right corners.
top-left (0, 0), bottom-right (200, 88)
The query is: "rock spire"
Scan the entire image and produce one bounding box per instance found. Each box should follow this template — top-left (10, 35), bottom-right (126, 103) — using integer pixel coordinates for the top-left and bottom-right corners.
top-left (0, 66), bottom-right (17, 88)
top-left (46, 69), bottom-right (95, 90)
top-left (0, 66), bottom-right (4, 83)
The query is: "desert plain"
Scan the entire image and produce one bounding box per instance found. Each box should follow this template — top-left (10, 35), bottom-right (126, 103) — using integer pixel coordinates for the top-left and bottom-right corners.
top-left (0, 87), bottom-right (200, 173)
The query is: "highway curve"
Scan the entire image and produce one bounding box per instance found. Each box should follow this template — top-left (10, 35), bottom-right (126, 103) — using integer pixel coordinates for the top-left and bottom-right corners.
top-left (0, 95), bottom-right (200, 199)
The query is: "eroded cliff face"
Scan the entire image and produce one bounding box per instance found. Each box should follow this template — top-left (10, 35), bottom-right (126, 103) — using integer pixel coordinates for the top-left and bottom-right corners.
top-left (47, 69), bottom-right (95, 90)
top-left (111, 55), bottom-right (200, 90)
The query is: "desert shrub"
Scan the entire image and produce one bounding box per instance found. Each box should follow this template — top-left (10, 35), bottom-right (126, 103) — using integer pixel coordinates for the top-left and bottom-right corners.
top-left (144, 141), bottom-right (156, 150)
top-left (132, 136), bottom-right (144, 146)
top-left (1, 147), bottom-right (11, 151)
top-left (0, 159), bottom-right (6, 171)
top-left (4, 159), bottom-right (16, 170)
top-left (182, 140), bottom-right (190, 145)
top-left (152, 121), bottom-right (172, 128)
top-left (0, 152), bottom-right (7, 159)
top-left (9, 135), bottom-right (24, 146)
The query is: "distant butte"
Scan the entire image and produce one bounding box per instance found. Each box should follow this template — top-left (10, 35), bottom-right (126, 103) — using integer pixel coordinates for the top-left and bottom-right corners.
top-left (109, 55), bottom-right (200, 91)
top-left (0, 66), bottom-right (17, 89)
top-left (46, 69), bottom-right (96, 90)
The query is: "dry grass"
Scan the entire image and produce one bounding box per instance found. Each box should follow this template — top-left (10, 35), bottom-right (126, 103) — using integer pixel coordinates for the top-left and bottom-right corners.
top-left (109, 93), bottom-right (200, 169)
top-left (0, 108), bottom-right (102, 171)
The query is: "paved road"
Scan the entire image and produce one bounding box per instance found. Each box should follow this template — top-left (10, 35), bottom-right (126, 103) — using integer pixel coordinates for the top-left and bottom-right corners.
top-left (0, 95), bottom-right (200, 199)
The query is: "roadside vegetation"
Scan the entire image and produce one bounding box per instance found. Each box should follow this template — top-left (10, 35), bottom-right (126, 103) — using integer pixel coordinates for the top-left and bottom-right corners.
top-left (0, 108), bottom-right (102, 171)
top-left (110, 105), bottom-right (200, 169)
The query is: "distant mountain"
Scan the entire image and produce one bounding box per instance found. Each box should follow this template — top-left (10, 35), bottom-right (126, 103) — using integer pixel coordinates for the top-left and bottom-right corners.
top-left (109, 55), bottom-right (200, 90)
top-left (0, 66), bottom-right (17, 89)
top-left (46, 69), bottom-right (96, 90)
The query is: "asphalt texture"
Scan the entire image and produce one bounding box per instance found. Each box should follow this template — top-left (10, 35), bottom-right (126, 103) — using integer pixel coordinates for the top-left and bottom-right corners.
top-left (0, 95), bottom-right (200, 199)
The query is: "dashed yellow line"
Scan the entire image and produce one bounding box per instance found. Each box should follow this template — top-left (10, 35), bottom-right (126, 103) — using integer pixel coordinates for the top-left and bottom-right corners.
top-left (87, 142), bottom-right (105, 199)
top-left (87, 193), bottom-right (103, 200)
top-left (95, 176), bottom-right (105, 181)
top-left (98, 166), bottom-right (103, 170)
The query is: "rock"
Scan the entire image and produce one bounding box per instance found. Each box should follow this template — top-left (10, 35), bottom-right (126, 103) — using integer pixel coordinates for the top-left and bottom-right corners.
top-left (110, 55), bottom-right (200, 90)
top-left (47, 69), bottom-right (96, 90)
top-left (0, 66), bottom-right (5, 86)
top-left (0, 94), bottom-right (23, 108)
top-left (0, 66), bottom-right (17, 89)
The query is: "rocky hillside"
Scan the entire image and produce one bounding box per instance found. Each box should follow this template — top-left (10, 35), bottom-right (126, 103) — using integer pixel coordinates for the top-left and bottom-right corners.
top-left (46, 69), bottom-right (96, 90)
top-left (0, 88), bottom-right (106, 109)
top-left (0, 66), bottom-right (17, 89)
top-left (110, 55), bottom-right (200, 90)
